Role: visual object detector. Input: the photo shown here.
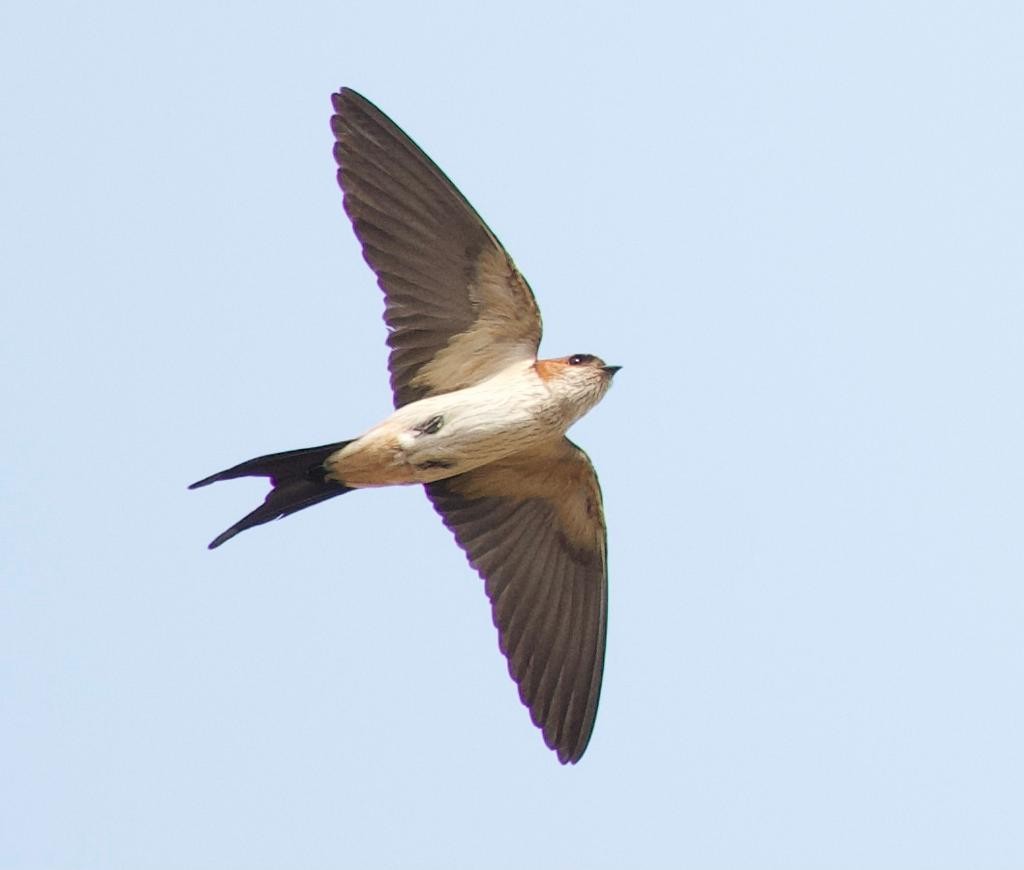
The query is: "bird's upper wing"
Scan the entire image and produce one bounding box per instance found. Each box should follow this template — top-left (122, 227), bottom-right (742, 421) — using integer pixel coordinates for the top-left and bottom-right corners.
top-left (425, 438), bottom-right (608, 764)
top-left (331, 88), bottom-right (543, 408)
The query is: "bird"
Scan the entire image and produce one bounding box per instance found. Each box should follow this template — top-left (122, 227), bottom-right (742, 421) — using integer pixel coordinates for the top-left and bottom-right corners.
top-left (191, 87), bottom-right (620, 764)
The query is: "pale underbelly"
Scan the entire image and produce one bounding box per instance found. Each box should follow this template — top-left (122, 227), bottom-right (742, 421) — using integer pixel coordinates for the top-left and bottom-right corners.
top-left (327, 400), bottom-right (564, 487)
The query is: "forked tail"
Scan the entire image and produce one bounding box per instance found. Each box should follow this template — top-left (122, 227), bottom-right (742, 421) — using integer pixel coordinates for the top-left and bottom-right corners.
top-left (190, 441), bottom-right (355, 549)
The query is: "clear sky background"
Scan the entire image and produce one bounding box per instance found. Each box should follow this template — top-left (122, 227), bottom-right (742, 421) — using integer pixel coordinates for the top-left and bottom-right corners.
top-left (2, 2), bottom-right (1022, 868)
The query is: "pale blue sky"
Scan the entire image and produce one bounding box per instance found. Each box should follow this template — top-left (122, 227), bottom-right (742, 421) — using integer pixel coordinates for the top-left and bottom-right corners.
top-left (2, 2), bottom-right (1023, 868)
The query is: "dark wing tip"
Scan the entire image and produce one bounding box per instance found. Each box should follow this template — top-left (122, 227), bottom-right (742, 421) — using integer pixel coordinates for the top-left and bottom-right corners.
top-left (331, 86), bottom-right (374, 119)
top-left (559, 747), bottom-right (580, 765)
top-left (560, 726), bottom-right (595, 765)
top-left (331, 89), bottom-right (346, 112)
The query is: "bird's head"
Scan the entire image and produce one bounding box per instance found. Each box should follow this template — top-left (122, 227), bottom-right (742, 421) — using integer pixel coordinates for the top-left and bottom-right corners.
top-left (536, 353), bottom-right (621, 422)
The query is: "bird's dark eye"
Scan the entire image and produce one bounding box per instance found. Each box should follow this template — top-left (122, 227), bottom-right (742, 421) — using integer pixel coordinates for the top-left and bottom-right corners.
top-left (568, 354), bottom-right (593, 366)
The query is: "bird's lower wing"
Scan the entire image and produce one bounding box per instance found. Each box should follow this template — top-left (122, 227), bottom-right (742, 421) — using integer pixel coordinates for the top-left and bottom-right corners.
top-left (425, 438), bottom-right (608, 764)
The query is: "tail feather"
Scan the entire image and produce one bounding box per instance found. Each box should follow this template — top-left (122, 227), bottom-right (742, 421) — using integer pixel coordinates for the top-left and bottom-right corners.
top-left (190, 441), bottom-right (355, 549)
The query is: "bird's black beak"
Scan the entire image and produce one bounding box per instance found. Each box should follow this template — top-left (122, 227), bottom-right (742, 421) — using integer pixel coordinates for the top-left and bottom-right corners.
top-left (603, 365), bottom-right (622, 376)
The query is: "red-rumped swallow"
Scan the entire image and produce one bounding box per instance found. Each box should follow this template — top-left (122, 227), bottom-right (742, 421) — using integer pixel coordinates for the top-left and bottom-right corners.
top-left (191, 88), bottom-right (619, 764)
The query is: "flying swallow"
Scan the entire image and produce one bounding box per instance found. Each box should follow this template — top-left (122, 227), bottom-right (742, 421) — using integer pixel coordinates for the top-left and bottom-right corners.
top-left (191, 88), bottom-right (619, 764)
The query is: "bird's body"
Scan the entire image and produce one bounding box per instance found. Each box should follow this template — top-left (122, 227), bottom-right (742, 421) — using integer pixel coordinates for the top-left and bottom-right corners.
top-left (192, 88), bottom-right (618, 764)
top-left (330, 357), bottom-right (613, 487)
